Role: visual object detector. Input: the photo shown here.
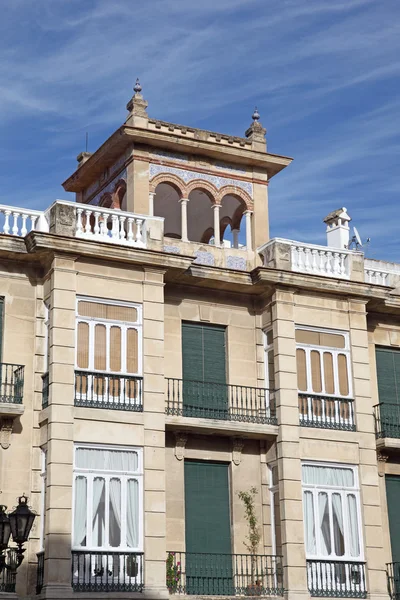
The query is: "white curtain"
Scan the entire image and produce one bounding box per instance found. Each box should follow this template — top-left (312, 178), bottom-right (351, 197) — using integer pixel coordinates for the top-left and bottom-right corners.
top-left (347, 494), bottom-right (360, 557)
top-left (109, 478), bottom-right (122, 547)
top-left (73, 476), bottom-right (87, 546)
top-left (332, 493), bottom-right (344, 556)
top-left (303, 465), bottom-right (354, 487)
top-left (76, 447), bottom-right (138, 472)
top-left (318, 493), bottom-right (331, 555)
top-left (127, 479), bottom-right (139, 548)
top-left (304, 491), bottom-right (316, 554)
top-left (92, 477), bottom-right (105, 546)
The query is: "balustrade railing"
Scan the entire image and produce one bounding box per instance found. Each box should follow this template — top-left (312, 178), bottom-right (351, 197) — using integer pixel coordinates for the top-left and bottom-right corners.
top-left (306, 560), bottom-right (367, 598)
top-left (166, 379), bottom-right (277, 425)
top-left (299, 394), bottom-right (355, 431)
top-left (364, 269), bottom-right (389, 286)
top-left (71, 550), bottom-right (144, 592)
top-left (373, 403), bottom-right (400, 439)
top-left (75, 204), bottom-right (146, 247)
top-left (0, 204), bottom-right (48, 237)
top-left (167, 551), bottom-right (284, 596)
top-left (386, 562), bottom-right (400, 600)
top-left (36, 551), bottom-right (45, 595)
top-left (0, 363), bottom-right (24, 404)
top-left (291, 243), bottom-right (350, 279)
top-left (75, 371), bottom-right (143, 411)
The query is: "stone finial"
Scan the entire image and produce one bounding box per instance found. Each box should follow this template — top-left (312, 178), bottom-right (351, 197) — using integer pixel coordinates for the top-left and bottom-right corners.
top-left (76, 151), bottom-right (92, 168)
top-left (245, 106), bottom-right (267, 151)
top-left (126, 77), bottom-right (149, 126)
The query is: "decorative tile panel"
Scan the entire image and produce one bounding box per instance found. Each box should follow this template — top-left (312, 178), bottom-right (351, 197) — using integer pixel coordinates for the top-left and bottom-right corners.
top-left (152, 150), bottom-right (189, 163)
top-left (226, 255), bottom-right (247, 271)
top-left (149, 163), bottom-right (253, 196)
top-left (194, 251), bottom-right (215, 266)
top-left (164, 245), bottom-right (181, 254)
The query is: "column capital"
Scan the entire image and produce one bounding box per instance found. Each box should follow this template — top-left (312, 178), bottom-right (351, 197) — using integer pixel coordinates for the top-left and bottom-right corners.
top-left (179, 197), bottom-right (189, 204)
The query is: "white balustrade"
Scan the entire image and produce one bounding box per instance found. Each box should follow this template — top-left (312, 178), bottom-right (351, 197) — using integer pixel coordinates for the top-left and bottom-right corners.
top-left (291, 243), bottom-right (350, 279)
top-left (364, 269), bottom-right (389, 286)
top-left (0, 205), bottom-right (48, 237)
top-left (74, 204), bottom-right (146, 248)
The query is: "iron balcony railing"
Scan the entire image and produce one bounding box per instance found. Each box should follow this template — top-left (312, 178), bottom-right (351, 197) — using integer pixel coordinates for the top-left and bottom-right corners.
top-left (166, 379), bottom-right (277, 425)
top-left (299, 394), bottom-right (356, 431)
top-left (75, 371), bottom-right (143, 412)
top-left (386, 562), bottom-right (400, 600)
top-left (166, 551), bottom-right (284, 596)
top-left (0, 549), bottom-right (18, 593)
top-left (36, 551), bottom-right (44, 595)
top-left (306, 560), bottom-right (367, 598)
top-left (373, 403), bottom-right (400, 439)
top-left (42, 373), bottom-right (49, 408)
top-left (0, 363), bottom-right (24, 404)
top-left (71, 550), bottom-right (144, 593)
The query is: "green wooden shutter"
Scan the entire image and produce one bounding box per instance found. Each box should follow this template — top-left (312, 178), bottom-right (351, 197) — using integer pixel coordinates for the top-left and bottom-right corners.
top-left (376, 348), bottom-right (400, 405)
top-left (203, 325), bottom-right (226, 384)
top-left (182, 322), bottom-right (204, 382)
top-left (386, 476), bottom-right (400, 563)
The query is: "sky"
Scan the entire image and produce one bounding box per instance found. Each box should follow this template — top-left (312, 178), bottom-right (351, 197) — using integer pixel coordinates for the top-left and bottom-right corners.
top-left (0, 0), bottom-right (399, 261)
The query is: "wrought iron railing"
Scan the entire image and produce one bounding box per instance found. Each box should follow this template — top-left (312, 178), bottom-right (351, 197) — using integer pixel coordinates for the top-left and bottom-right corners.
top-left (42, 373), bottom-right (49, 408)
top-left (306, 560), bottom-right (367, 598)
top-left (166, 379), bottom-right (277, 425)
top-left (374, 403), bottom-right (400, 439)
top-left (0, 363), bottom-right (24, 404)
top-left (75, 371), bottom-right (143, 411)
top-left (299, 394), bottom-right (356, 431)
top-left (36, 551), bottom-right (45, 595)
top-left (166, 551), bottom-right (284, 596)
top-left (71, 550), bottom-right (144, 592)
top-left (386, 562), bottom-right (400, 600)
top-left (0, 549), bottom-right (18, 593)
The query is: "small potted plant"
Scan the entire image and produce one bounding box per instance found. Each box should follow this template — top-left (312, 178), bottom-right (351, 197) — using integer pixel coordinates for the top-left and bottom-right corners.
top-left (238, 487), bottom-right (262, 596)
top-left (166, 552), bottom-right (181, 594)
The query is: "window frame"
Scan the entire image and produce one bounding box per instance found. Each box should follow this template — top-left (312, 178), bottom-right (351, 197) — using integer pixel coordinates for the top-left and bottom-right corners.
top-left (263, 329), bottom-right (275, 411)
top-left (72, 443), bottom-right (143, 553)
top-left (75, 296), bottom-right (143, 377)
top-left (302, 460), bottom-right (364, 562)
top-left (295, 325), bottom-right (353, 399)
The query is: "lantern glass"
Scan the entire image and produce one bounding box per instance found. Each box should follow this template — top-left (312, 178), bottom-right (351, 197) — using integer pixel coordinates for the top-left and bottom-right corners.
top-left (0, 506), bottom-right (11, 550)
top-left (8, 496), bottom-right (36, 545)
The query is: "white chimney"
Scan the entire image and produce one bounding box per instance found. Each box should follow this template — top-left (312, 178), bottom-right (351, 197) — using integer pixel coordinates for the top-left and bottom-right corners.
top-left (323, 207), bottom-right (351, 249)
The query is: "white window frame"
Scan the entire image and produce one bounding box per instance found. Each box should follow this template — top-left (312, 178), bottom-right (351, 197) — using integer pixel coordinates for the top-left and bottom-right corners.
top-left (75, 296), bottom-right (143, 377)
top-left (268, 462), bottom-right (279, 557)
top-left (263, 329), bottom-right (275, 413)
top-left (44, 302), bottom-right (50, 373)
top-left (295, 326), bottom-right (353, 399)
top-left (72, 443), bottom-right (143, 553)
top-left (39, 448), bottom-right (47, 551)
top-left (302, 460), bottom-right (364, 562)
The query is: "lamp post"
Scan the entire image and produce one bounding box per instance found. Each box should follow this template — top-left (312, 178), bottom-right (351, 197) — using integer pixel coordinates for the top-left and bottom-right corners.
top-left (0, 495), bottom-right (36, 576)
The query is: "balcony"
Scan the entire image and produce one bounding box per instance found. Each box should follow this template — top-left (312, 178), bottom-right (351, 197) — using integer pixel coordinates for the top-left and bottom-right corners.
top-left (373, 403), bottom-right (400, 449)
top-left (306, 560), bottom-right (367, 598)
top-left (299, 394), bottom-right (356, 431)
top-left (386, 562), bottom-right (400, 600)
top-left (75, 371), bottom-right (143, 412)
top-left (165, 379), bottom-right (277, 435)
top-left (0, 362), bottom-right (24, 420)
top-left (71, 550), bottom-right (144, 593)
top-left (0, 549), bottom-right (18, 593)
top-left (167, 551), bottom-right (284, 596)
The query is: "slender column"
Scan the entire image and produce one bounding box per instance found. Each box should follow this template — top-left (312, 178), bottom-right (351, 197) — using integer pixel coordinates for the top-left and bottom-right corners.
top-left (179, 198), bottom-right (189, 242)
top-left (244, 210), bottom-right (253, 250)
top-left (213, 204), bottom-right (221, 247)
top-left (149, 192), bottom-right (156, 216)
top-left (232, 228), bottom-right (240, 249)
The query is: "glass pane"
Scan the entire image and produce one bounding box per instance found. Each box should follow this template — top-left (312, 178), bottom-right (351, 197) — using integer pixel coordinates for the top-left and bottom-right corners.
top-left (304, 491), bottom-right (316, 554)
top-left (78, 301), bottom-right (137, 322)
top-left (332, 493), bottom-right (345, 556)
top-left (109, 478), bottom-right (121, 547)
top-left (347, 494), bottom-right (360, 557)
top-left (295, 329), bottom-right (345, 349)
top-left (73, 476), bottom-right (87, 546)
top-left (318, 492), bottom-right (331, 556)
top-left (77, 322), bottom-right (89, 369)
top-left (296, 330), bottom-right (320, 345)
top-left (92, 477), bottom-right (105, 547)
top-left (338, 354), bottom-right (349, 396)
top-left (110, 327), bottom-right (121, 372)
top-left (303, 465), bottom-right (354, 487)
top-left (127, 329), bottom-right (138, 374)
top-left (296, 348), bottom-right (307, 391)
top-left (265, 330), bottom-right (273, 346)
top-left (273, 490), bottom-right (282, 556)
top-left (127, 479), bottom-right (139, 548)
top-left (320, 332), bottom-right (345, 349)
top-left (311, 351), bottom-right (322, 393)
top-left (323, 352), bottom-right (335, 394)
top-left (94, 324), bottom-right (107, 371)
top-left (267, 349), bottom-right (275, 389)
top-left (271, 465), bottom-right (278, 486)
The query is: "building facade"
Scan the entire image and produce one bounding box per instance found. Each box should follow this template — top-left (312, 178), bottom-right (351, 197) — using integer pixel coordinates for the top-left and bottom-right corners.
top-left (0, 82), bottom-right (399, 600)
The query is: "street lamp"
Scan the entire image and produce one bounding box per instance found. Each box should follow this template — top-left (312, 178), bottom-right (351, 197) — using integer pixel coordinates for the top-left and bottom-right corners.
top-left (0, 495), bottom-right (36, 575)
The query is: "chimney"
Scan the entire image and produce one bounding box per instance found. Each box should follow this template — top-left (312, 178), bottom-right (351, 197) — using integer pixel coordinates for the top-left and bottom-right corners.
top-left (323, 207), bottom-right (351, 249)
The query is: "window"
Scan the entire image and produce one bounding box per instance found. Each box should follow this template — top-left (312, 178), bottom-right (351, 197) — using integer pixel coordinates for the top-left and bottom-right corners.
top-left (375, 347), bottom-right (400, 405)
top-left (296, 327), bottom-right (352, 398)
top-left (268, 463), bottom-right (281, 557)
top-left (73, 445), bottom-right (143, 551)
top-left (39, 449), bottom-right (47, 551)
top-left (302, 462), bottom-right (362, 560)
top-left (264, 330), bottom-right (275, 390)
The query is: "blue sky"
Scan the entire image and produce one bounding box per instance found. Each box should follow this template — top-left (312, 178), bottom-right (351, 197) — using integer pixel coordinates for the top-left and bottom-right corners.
top-left (0, 0), bottom-right (399, 261)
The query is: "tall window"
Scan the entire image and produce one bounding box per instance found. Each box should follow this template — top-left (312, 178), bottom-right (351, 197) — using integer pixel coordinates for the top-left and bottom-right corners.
top-left (40, 449), bottom-right (47, 551)
top-left (296, 327), bottom-right (352, 398)
top-left (73, 444), bottom-right (143, 551)
top-left (302, 462), bottom-right (362, 560)
top-left (268, 463), bottom-right (281, 557)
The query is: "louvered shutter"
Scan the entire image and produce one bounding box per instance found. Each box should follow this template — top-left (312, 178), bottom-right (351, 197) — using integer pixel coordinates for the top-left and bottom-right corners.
top-left (376, 348), bottom-right (399, 404)
top-left (386, 476), bottom-right (400, 563)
